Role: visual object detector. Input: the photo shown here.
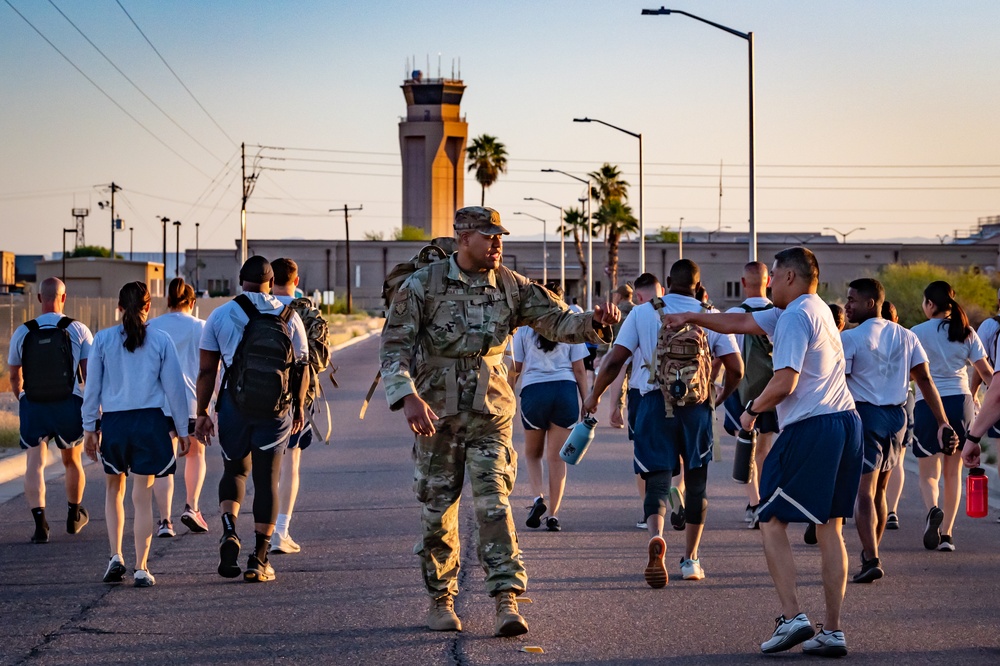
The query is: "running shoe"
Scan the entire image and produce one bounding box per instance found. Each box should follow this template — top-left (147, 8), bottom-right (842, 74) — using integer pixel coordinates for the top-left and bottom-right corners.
top-left (180, 505), bottom-right (209, 534)
top-left (244, 555), bottom-right (276, 583)
top-left (851, 555), bottom-right (884, 584)
top-left (886, 511), bottom-right (899, 530)
top-left (270, 532), bottom-right (301, 554)
top-left (545, 516), bottom-right (561, 532)
top-left (937, 534), bottom-right (955, 552)
top-left (103, 554), bottom-right (127, 583)
top-left (643, 536), bottom-right (668, 588)
top-left (744, 504), bottom-right (754, 523)
top-left (133, 569), bottom-right (156, 588)
top-left (802, 626), bottom-right (847, 658)
top-left (680, 558), bottom-right (705, 581)
top-left (218, 533), bottom-right (242, 578)
top-left (156, 519), bottom-right (176, 538)
top-left (30, 525), bottom-right (50, 544)
top-left (923, 506), bottom-right (944, 550)
top-left (669, 487), bottom-right (686, 531)
top-left (804, 523), bottom-right (818, 545)
top-left (635, 519), bottom-right (648, 530)
top-left (526, 496), bottom-right (547, 529)
top-left (761, 613), bottom-right (814, 654)
top-left (67, 506), bottom-right (89, 534)
top-left (748, 504), bottom-right (760, 530)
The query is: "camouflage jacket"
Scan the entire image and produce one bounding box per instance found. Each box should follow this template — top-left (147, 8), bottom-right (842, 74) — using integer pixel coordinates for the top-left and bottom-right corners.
top-left (379, 254), bottom-right (611, 417)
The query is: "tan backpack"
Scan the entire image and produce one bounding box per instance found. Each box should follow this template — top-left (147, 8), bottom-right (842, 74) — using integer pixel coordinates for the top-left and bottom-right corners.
top-left (649, 297), bottom-right (714, 417)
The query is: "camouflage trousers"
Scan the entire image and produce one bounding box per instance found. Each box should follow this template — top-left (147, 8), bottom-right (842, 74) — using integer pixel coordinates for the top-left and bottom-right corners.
top-left (412, 410), bottom-right (527, 599)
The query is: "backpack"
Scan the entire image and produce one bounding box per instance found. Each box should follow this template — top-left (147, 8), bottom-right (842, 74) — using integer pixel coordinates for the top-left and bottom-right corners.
top-left (985, 314), bottom-right (1000, 366)
top-left (223, 294), bottom-right (295, 418)
top-left (649, 298), bottom-right (714, 417)
top-left (288, 296), bottom-right (330, 408)
top-left (21, 317), bottom-right (76, 402)
top-left (738, 303), bottom-right (775, 403)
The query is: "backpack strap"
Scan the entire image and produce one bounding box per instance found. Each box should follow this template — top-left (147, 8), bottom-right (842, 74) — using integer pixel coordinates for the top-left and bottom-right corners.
top-left (277, 305), bottom-right (293, 325)
top-left (57, 317), bottom-right (74, 330)
top-left (497, 265), bottom-right (520, 315)
top-left (234, 294), bottom-right (258, 320)
top-left (650, 296), bottom-right (665, 312)
top-left (25, 320), bottom-right (39, 332)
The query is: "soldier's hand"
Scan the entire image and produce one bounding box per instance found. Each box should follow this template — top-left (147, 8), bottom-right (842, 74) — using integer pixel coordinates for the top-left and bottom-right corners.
top-left (593, 302), bottom-right (621, 327)
top-left (403, 394), bottom-right (438, 437)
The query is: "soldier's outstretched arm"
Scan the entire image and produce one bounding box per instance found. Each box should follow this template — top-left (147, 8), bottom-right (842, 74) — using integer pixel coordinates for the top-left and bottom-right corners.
top-left (517, 283), bottom-right (614, 345)
top-left (662, 311), bottom-right (764, 336)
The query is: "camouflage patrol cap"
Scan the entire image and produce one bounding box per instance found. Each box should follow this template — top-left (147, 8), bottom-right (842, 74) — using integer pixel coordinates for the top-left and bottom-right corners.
top-left (453, 206), bottom-right (510, 235)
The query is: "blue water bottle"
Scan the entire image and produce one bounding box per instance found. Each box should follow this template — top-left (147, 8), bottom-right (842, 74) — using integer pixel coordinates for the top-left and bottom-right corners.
top-left (560, 416), bottom-right (598, 465)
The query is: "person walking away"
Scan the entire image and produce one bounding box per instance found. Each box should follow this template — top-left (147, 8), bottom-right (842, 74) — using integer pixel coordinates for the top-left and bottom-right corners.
top-left (584, 260), bottom-right (742, 586)
top-left (972, 287), bottom-right (1000, 523)
top-left (148, 277), bottom-right (208, 536)
top-left (882, 301), bottom-right (915, 530)
top-left (607, 283), bottom-right (634, 429)
top-left (661, 247), bottom-right (862, 657)
top-left (7, 277), bottom-right (94, 543)
top-left (82, 282), bottom-right (191, 587)
top-left (379, 206), bottom-right (618, 636)
top-left (910, 281), bottom-right (991, 552)
top-left (196, 256), bottom-right (310, 583)
top-left (514, 282), bottom-right (589, 532)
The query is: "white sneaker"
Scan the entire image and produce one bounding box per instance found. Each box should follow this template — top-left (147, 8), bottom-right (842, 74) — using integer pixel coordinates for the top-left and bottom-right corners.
top-left (635, 519), bottom-right (648, 530)
top-left (133, 569), bottom-right (156, 588)
top-left (761, 613), bottom-right (814, 653)
top-left (744, 504), bottom-right (754, 523)
top-left (270, 532), bottom-right (301, 554)
top-left (802, 627), bottom-right (847, 657)
top-left (102, 554), bottom-right (127, 583)
top-left (680, 558), bottom-right (705, 581)
top-left (156, 520), bottom-right (175, 538)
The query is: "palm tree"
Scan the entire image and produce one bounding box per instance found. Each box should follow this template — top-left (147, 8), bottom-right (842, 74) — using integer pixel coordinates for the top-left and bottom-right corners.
top-left (560, 207), bottom-right (589, 304)
top-left (466, 134), bottom-right (508, 206)
top-left (592, 199), bottom-right (638, 289)
top-left (588, 163), bottom-right (630, 212)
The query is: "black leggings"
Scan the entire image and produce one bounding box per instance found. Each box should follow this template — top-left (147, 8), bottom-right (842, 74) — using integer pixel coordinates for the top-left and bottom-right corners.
top-left (218, 447), bottom-right (283, 525)
top-left (641, 464), bottom-right (709, 525)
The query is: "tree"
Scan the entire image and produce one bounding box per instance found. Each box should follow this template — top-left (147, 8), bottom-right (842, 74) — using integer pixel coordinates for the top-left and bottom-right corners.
top-left (466, 134), bottom-right (508, 206)
top-left (653, 226), bottom-right (679, 243)
top-left (588, 163), bottom-right (630, 215)
top-left (558, 207), bottom-right (589, 304)
top-left (876, 262), bottom-right (997, 328)
top-left (363, 230), bottom-right (385, 241)
top-left (393, 225), bottom-right (430, 241)
top-left (592, 199), bottom-right (638, 288)
top-left (68, 245), bottom-right (120, 259)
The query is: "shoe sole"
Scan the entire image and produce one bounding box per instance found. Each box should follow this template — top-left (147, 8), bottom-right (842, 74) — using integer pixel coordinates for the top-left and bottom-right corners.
top-left (923, 509), bottom-right (943, 550)
top-left (885, 522), bottom-right (899, 530)
top-left (243, 568), bottom-right (275, 583)
top-left (644, 539), bottom-right (668, 588)
top-left (30, 534), bottom-right (50, 544)
top-left (803, 644), bottom-right (848, 658)
top-left (496, 619), bottom-right (529, 637)
top-left (180, 514), bottom-right (209, 534)
top-left (937, 543), bottom-right (955, 552)
top-left (133, 578), bottom-right (155, 588)
top-left (218, 538), bottom-right (242, 578)
top-left (103, 563), bottom-right (127, 584)
top-left (761, 624), bottom-right (816, 653)
top-left (157, 532), bottom-right (175, 538)
top-left (526, 500), bottom-right (546, 529)
top-left (851, 566), bottom-right (884, 584)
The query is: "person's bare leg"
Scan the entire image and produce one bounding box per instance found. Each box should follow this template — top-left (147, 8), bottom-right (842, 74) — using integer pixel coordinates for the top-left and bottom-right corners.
top-left (544, 427), bottom-right (569, 517)
top-left (647, 513), bottom-right (664, 538)
top-left (105, 474), bottom-right (126, 557)
top-left (873, 469), bottom-right (891, 544)
top-left (746, 433), bottom-right (772, 507)
top-left (854, 471), bottom-right (878, 559)
top-left (60, 446), bottom-right (85, 504)
top-left (816, 518), bottom-right (848, 630)
top-left (132, 475), bottom-right (155, 570)
top-left (184, 439), bottom-right (207, 511)
top-left (24, 441), bottom-right (46, 510)
top-left (523, 429), bottom-right (546, 501)
top-left (277, 447), bottom-right (302, 527)
top-left (760, 518), bottom-right (800, 619)
top-left (152, 475), bottom-right (174, 523)
top-left (940, 453), bottom-right (963, 536)
top-left (886, 451), bottom-right (906, 514)
top-left (685, 522), bottom-right (705, 561)
top-left (917, 455), bottom-right (941, 510)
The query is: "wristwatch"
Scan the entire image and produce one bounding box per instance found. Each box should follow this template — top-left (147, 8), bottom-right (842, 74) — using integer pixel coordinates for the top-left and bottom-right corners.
top-left (966, 433), bottom-right (982, 444)
top-left (745, 400), bottom-right (760, 418)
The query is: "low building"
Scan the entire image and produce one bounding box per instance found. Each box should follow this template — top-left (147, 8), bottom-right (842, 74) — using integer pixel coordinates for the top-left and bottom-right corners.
top-left (34, 257), bottom-right (165, 299)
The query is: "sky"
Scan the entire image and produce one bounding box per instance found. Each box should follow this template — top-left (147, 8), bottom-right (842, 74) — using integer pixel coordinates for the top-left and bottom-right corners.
top-left (2, 0), bottom-right (999, 257)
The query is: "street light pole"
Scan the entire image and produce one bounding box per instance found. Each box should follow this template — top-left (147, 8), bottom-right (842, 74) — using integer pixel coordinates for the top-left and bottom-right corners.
top-left (524, 197), bottom-right (565, 293)
top-left (513, 212), bottom-right (547, 284)
top-left (158, 216), bottom-right (170, 271)
top-left (173, 220), bottom-right (182, 279)
top-left (129, 227), bottom-right (134, 261)
top-left (542, 169), bottom-right (594, 309)
top-left (573, 117), bottom-right (645, 273)
top-left (678, 217), bottom-right (684, 259)
top-left (195, 223), bottom-right (201, 292)
top-left (62, 228), bottom-right (77, 281)
top-left (642, 7), bottom-right (756, 262)
top-left (330, 204), bottom-right (363, 314)
top-left (823, 227), bottom-right (866, 244)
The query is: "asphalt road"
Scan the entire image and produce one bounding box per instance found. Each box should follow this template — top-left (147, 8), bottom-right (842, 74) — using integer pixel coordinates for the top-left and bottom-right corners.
top-left (2, 335), bottom-right (999, 665)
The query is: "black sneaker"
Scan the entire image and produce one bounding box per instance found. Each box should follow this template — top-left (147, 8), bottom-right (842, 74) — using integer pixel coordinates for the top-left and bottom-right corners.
top-left (851, 555), bottom-right (884, 584)
top-left (669, 487), bottom-right (686, 531)
top-left (218, 533), bottom-right (242, 578)
top-left (244, 555), bottom-right (275, 583)
top-left (886, 511), bottom-right (899, 530)
top-left (545, 516), bottom-right (561, 532)
top-left (67, 506), bottom-right (89, 534)
top-left (526, 496), bottom-right (546, 529)
top-left (937, 534), bottom-right (955, 552)
top-left (103, 554), bottom-right (127, 583)
top-left (30, 525), bottom-right (50, 544)
top-left (923, 506), bottom-right (944, 550)
top-left (804, 523), bottom-right (817, 545)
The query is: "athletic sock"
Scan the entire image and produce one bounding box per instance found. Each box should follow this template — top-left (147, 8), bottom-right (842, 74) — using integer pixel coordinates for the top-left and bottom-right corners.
top-left (31, 507), bottom-right (48, 531)
top-left (275, 513), bottom-right (290, 539)
top-left (254, 531), bottom-right (271, 561)
top-left (221, 512), bottom-right (237, 536)
top-left (68, 502), bottom-right (81, 518)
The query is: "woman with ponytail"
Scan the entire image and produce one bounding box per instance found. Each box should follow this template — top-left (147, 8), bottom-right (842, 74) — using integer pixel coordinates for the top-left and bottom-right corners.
top-left (149, 278), bottom-right (208, 537)
top-left (82, 281), bottom-right (191, 587)
top-left (911, 280), bottom-right (992, 552)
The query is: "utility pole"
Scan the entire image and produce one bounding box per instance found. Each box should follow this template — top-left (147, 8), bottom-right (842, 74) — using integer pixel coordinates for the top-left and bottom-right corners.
top-left (173, 220), bottom-right (182, 279)
top-left (195, 223), bottom-right (200, 292)
top-left (129, 227), bottom-right (134, 260)
top-left (99, 182), bottom-right (122, 259)
top-left (329, 204), bottom-right (363, 314)
top-left (158, 216), bottom-right (170, 273)
top-left (240, 143), bottom-right (262, 268)
top-left (62, 228), bottom-right (77, 281)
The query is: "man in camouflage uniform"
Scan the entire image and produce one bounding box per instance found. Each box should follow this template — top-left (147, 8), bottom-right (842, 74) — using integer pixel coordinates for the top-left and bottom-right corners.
top-left (379, 206), bottom-right (620, 637)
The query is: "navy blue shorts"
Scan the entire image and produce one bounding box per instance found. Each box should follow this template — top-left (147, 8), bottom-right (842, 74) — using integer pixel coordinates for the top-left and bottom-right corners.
top-left (913, 394), bottom-right (973, 458)
top-left (99, 408), bottom-right (176, 477)
top-left (722, 391), bottom-right (780, 436)
top-left (520, 380), bottom-right (579, 430)
top-left (632, 390), bottom-right (713, 475)
top-left (757, 410), bottom-right (863, 524)
top-left (288, 419), bottom-right (314, 450)
top-left (18, 395), bottom-right (84, 449)
top-left (627, 387), bottom-right (641, 441)
top-left (217, 391), bottom-right (292, 461)
top-left (855, 402), bottom-right (906, 474)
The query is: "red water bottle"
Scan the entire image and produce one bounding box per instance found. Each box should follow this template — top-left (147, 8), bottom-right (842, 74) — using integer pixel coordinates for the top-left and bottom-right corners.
top-left (966, 467), bottom-right (989, 518)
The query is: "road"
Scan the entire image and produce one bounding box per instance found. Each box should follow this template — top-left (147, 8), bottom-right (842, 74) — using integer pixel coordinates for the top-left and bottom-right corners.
top-left (1, 335), bottom-right (999, 665)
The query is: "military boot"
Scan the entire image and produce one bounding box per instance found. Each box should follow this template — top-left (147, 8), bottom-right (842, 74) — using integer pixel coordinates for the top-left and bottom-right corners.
top-left (494, 591), bottom-right (529, 637)
top-left (427, 595), bottom-right (462, 632)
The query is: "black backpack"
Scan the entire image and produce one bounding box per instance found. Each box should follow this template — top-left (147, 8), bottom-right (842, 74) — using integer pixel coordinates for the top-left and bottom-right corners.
top-left (21, 317), bottom-right (77, 403)
top-left (737, 303), bottom-right (775, 403)
top-left (223, 295), bottom-right (295, 417)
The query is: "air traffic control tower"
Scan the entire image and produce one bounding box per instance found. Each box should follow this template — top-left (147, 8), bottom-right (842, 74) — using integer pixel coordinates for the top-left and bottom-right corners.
top-left (399, 71), bottom-right (468, 238)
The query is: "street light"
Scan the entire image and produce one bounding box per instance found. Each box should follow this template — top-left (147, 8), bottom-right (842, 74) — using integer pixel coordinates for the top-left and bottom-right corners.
top-left (524, 197), bottom-right (565, 292)
top-left (513, 211), bottom-right (547, 284)
top-left (823, 227), bottom-right (865, 244)
top-left (708, 225), bottom-right (732, 242)
top-left (542, 169), bottom-right (594, 309)
top-left (61, 228), bottom-right (77, 281)
top-left (643, 7), bottom-right (757, 262)
top-left (573, 117), bottom-right (644, 274)
top-left (173, 220), bottom-right (182, 279)
top-left (158, 216), bottom-right (170, 272)
top-left (128, 227), bottom-right (134, 260)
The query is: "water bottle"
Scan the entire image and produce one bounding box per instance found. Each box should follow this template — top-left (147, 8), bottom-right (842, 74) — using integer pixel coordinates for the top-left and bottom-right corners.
top-left (732, 429), bottom-right (756, 484)
top-left (966, 467), bottom-right (989, 518)
top-left (560, 416), bottom-right (598, 465)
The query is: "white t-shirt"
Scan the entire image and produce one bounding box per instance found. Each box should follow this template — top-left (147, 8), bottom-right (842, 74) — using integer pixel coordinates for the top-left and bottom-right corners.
top-left (7, 312), bottom-right (94, 399)
top-left (752, 293), bottom-right (855, 426)
top-left (975, 316), bottom-right (1000, 366)
top-left (841, 318), bottom-right (928, 406)
top-left (725, 296), bottom-right (773, 351)
top-left (148, 312), bottom-right (205, 419)
top-left (200, 292), bottom-right (309, 368)
top-left (911, 319), bottom-right (986, 400)
top-left (512, 327), bottom-right (588, 388)
top-left (614, 293), bottom-right (739, 396)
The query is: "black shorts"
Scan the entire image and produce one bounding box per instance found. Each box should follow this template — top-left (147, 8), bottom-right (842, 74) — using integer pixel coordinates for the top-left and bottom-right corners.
top-left (100, 408), bottom-right (176, 477)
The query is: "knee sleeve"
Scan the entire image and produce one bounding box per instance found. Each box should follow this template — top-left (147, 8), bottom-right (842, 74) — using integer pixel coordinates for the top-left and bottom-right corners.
top-left (219, 455), bottom-right (250, 505)
top-left (643, 471), bottom-right (672, 520)
top-left (684, 465), bottom-right (709, 525)
top-left (250, 447), bottom-right (282, 525)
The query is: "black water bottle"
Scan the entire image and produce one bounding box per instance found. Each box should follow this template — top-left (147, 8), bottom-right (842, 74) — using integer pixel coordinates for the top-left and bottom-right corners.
top-left (733, 428), bottom-right (757, 484)
top-left (941, 426), bottom-right (957, 456)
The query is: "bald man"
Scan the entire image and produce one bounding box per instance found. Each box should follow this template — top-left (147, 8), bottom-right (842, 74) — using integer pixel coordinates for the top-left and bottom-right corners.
top-left (8, 278), bottom-right (94, 543)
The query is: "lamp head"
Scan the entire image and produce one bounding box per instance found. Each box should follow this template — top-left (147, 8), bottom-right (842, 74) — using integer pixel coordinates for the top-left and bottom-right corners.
top-left (641, 7), bottom-right (671, 15)
top-left (573, 117), bottom-right (591, 123)
top-left (541, 168), bottom-right (555, 173)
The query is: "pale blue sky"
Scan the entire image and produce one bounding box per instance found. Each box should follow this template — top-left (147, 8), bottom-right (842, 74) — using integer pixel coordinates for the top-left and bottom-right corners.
top-left (2, 0), bottom-right (999, 255)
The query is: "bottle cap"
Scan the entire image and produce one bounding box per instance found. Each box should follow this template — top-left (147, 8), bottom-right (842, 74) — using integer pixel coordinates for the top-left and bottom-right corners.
top-left (970, 467), bottom-right (985, 476)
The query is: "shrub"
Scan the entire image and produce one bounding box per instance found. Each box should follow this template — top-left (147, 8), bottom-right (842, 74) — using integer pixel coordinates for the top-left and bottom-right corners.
top-left (875, 262), bottom-right (998, 329)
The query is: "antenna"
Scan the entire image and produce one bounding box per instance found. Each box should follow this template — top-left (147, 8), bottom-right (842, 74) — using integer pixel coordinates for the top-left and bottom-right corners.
top-left (426, 54), bottom-right (430, 78)
top-left (458, 56), bottom-right (461, 79)
top-left (451, 58), bottom-right (455, 79)
top-left (437, 52), bottom-right (441, 78)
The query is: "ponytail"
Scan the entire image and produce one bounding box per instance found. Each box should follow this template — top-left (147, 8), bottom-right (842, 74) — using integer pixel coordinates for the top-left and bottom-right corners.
top-left (167, 276), bottom-right (195, 309)
top-left (119, 281), bottom-right (151, 352)
top-left (534, 331), bottom-right (559, 353)
top-left (924, 280), bottom-right (971, 343)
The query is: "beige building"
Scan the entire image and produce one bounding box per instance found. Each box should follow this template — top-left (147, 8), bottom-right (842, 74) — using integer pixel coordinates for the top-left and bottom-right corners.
top-left (1, 251), bottom-right (15, 291)
top-left (35, 257), bottom-right (165, 299)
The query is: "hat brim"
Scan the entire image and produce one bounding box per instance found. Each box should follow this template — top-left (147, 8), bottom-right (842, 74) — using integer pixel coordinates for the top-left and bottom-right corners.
top-left (476, 223), bottom-right (510, 236)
